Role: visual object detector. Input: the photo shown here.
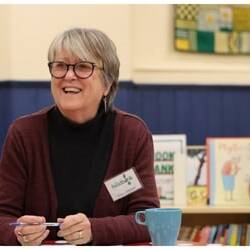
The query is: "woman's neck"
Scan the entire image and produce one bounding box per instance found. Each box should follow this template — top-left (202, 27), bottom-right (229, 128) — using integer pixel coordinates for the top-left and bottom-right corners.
top-left (59, 108), bottom-right (98, 124)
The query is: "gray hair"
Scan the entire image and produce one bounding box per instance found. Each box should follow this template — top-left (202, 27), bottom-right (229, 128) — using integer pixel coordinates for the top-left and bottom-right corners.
top-left (48, 28), bottom-right (120, 109)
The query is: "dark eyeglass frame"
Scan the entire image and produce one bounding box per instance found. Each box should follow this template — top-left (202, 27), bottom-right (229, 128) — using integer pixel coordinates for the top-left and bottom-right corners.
top-left (48, 61), bottom-right (103, 79)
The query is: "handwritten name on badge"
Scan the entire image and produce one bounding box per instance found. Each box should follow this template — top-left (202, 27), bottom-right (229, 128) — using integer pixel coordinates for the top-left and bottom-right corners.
top-left (104, 168), bottom-right (143, 202)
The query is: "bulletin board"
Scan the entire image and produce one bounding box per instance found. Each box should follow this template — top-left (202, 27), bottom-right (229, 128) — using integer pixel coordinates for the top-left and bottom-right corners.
top-left (174, 4), bottom-right (250, 54)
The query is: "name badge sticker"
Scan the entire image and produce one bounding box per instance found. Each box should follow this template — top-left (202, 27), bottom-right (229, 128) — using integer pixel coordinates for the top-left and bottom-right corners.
top-left (104, 168), bottom-right (143, 202)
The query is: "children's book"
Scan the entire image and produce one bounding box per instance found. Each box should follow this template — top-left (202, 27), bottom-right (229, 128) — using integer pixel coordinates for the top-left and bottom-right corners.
top-left (186, 145), bottom-right (208, 206)
top-left (199, 225), bottom-right (211, 244)
top-left (189, 225), bottom-right (201, 242)
top-left (207, 137), bottom-right (250, 206)
top-left (229, 224), bottom-right (238, 246)
top-left (246, 224), bottom-right (250, 245)
top-left (208, 225), bottom-right (218, 244)
top-left (239, 224), bottom-right (248, 246)
top-left (153, 134), bottom-right (187, 205)
top-left (214, 224), bottom-right (225, 244)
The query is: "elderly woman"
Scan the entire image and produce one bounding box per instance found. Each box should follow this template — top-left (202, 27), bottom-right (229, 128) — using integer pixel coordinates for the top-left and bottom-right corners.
top-left (0, 28), bottom-right (159, 246)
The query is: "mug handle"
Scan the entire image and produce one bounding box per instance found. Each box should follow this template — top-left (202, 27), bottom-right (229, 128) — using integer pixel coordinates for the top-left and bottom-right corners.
top-left (135, 211), bottom-right (146, 225)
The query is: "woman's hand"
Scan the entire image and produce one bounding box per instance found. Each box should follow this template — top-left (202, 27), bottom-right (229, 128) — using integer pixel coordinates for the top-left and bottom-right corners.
top-left (57, 213), bottom-right (92, 245)
top-left (14, 215), bottom-right (49, 246)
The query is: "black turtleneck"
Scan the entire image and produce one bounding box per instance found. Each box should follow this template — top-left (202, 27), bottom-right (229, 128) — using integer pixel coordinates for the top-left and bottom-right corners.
top-left (47, 105), bottom-right (115, 218)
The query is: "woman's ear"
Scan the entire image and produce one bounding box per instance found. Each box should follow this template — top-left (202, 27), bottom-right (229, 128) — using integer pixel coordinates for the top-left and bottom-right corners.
top-left (104, 83), bottom-right (112, 96)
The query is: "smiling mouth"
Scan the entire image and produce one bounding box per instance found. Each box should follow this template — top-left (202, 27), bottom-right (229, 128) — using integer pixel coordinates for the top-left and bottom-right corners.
top-left (63, 87), bottom-right (82, 94)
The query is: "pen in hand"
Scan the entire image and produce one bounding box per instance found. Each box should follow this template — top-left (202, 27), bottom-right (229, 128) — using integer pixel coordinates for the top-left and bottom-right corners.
top-left (9, 222), bottom-right (60, 227)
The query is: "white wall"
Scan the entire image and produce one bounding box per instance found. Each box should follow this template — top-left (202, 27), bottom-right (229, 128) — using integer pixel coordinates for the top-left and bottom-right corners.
top-left (0, 5), bottom-right (10, 80)
top-left (1, 4), bottom-right (250, 85)
top-left (5, 5), bottom-right (131, 81)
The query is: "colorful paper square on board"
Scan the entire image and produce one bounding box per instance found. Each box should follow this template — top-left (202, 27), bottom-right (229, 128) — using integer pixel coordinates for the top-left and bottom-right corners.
top-left (240, 32), bottom-right (250, 53)
top-left (233, 7), bottom-right (250, 31)
top-left (175, 4), bottom-right (199, 22)
top-left (197, 31), bottom-right (214, 53)
top-left (175, 29), bottom-right (189, 39)
top-left (198, 6), bottom-right (220, 31)
top-left (228, 32), bottom-right (240, 54)
top-left (219, 6), bottom-right (233, 31)
top-left (175, 39), bottom-right (189, 51)
top-left (215, 31), bottom-right (229, 53)
top-left (189, 30), bottom-right (197, 51)
top-left (175, 4), bottom-right (198, 30)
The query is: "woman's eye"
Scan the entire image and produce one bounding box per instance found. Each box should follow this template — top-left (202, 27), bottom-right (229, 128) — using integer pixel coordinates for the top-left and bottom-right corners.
top-left (52, 63), bottom-right (66, 71)
top-left (77, 63), bottom-right (91, 71)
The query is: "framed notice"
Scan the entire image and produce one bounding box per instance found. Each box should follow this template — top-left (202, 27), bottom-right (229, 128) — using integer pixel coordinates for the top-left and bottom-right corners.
top-left (153, 134), bottom-right (187, 206)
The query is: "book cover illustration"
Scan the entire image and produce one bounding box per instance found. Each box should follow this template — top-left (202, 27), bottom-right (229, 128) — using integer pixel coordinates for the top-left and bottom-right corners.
top-left (153, 134), bottom-right (187, 206)
top-left (186, 145), bottom-right (208, 206)
top-left (207, 137), bottom-right (250, 206)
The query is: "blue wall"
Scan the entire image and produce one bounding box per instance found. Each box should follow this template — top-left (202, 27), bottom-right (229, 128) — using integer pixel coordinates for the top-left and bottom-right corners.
top-left (1, 81), bottom-right (250, 152)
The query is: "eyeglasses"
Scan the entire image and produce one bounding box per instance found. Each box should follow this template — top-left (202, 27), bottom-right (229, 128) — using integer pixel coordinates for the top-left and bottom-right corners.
top-left (48, 61), bottom-right (102, 79)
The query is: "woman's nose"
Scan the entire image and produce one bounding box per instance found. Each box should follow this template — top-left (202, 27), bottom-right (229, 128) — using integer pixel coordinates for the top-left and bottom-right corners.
top-left (65, 66), bottom-right (77, 79)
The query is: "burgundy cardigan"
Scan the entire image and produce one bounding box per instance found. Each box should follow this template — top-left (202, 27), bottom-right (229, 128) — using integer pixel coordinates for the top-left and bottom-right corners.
top-left (0, 106), bottom-right (159, 245)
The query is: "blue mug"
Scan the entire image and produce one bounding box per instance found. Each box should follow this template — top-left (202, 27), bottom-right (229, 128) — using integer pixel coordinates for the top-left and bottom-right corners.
top-left (135, 208), bottom-right (182, 246)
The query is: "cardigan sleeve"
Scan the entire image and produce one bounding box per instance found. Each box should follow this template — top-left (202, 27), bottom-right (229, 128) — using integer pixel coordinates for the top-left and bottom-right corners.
top-left (89, 118), bottom-right (160, 245)
top-left (0, 123), bottom-right (27, 245)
